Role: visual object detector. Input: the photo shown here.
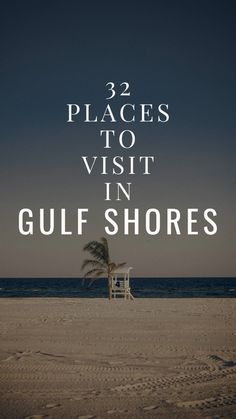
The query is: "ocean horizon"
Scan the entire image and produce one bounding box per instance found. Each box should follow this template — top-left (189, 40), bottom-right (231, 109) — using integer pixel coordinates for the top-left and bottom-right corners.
top-left (0, 277), bottom-right (235, 298)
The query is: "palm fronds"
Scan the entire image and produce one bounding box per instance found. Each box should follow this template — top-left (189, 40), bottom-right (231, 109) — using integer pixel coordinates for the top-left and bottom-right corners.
top-left (83, 240), bottom-right (108, 263)
top-left (81, 237), bottom-right (126, 295)
top-left (81, 258), bottom-right (105, 271)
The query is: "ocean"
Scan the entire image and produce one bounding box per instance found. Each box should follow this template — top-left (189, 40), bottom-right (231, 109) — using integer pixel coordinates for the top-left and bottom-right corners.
top-left (0, 277), bottom-right (235, 298)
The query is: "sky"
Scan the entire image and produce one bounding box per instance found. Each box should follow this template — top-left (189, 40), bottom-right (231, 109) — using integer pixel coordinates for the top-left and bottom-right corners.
top-left (0, 0), bottom-right (236, 277)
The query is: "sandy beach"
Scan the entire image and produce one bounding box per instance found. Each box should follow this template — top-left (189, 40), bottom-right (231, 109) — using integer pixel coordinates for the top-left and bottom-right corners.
top-left (0, 298), bottom-right (236, 419)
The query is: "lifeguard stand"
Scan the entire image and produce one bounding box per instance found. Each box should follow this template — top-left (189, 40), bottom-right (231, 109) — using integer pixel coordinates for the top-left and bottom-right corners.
top-left (110, 267), bottom-right (134, 300)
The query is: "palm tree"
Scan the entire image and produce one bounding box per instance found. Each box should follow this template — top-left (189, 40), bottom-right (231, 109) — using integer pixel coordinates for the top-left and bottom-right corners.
top-left (81, 237), bottom-right (126, 299)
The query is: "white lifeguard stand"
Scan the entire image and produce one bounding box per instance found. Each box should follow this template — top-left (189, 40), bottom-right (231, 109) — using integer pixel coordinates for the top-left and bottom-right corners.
top-left (110, 267), bottom-right (134, 300)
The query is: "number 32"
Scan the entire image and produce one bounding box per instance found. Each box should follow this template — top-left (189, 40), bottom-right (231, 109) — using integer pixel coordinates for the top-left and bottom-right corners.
top-left (106, 82), bottom-right (130, 100)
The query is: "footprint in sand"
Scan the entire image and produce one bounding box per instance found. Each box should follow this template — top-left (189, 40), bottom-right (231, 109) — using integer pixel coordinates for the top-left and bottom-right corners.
top-left (143, 405), bottom-right (158, 411)
top-left (25, 415), bottom-right (51, 419)
top-left (107, 409), bottom-right (127, 414)
top-left (45, 403), bottom-right (60, 408)
top-left (78, 416), bottom-right (96, 419)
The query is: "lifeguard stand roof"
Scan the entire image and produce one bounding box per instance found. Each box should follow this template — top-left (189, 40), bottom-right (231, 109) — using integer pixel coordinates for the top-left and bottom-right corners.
top-left (112, 267), bottom-right (133, 275)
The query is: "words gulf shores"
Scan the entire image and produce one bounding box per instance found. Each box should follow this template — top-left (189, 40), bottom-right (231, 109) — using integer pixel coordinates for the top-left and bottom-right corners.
top-left (18, 208), bottom-right (217, 236)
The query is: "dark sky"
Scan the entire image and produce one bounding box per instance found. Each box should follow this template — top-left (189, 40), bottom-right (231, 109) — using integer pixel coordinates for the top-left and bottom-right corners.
top-left (1, 1), bottom-right (236, 277)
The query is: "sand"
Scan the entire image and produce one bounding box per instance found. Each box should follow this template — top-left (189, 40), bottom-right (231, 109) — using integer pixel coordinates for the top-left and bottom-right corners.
top-left (0, 298), bottom-right (236, 419)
